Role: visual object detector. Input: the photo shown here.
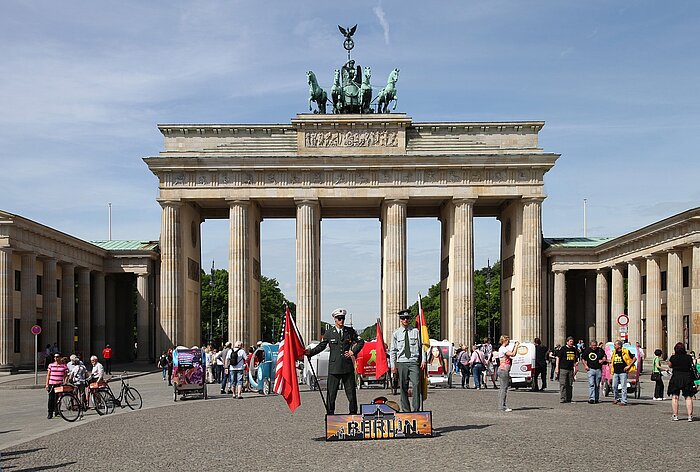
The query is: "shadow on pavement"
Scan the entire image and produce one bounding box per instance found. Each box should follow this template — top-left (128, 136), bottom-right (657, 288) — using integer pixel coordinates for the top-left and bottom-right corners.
top-left (0, 430), bottom-right (20, 435)
top-left (514, 406), bottom-right (553, 411)
top-left (0, 448), bottom-right (45, 458)
top-left (434, 424), bottom-right (492, 436)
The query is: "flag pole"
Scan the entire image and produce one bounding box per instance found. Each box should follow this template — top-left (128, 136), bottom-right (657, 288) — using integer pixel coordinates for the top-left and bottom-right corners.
top-left (418, 292), bottom-right (428, 411)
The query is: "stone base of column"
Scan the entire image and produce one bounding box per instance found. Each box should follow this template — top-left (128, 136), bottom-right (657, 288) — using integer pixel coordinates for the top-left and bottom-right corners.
top-left (0, 364), bottom-right (18, 374)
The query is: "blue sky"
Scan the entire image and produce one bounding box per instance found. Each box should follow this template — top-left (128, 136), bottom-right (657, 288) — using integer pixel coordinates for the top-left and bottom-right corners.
top-left (1, 1), bottom-right (698, 330)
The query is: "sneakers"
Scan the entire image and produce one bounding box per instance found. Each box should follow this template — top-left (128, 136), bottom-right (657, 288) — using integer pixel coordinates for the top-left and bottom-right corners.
top-left (619, 402), bottom-right (627, 406)
top-left (672, 415), bottom-right (679, 421)
top-left (588, 400), bottom-right (595, 404)
top-left (503, 408), bottom-right (512, 412)
top-left (689, 416), bottom-right (694, 422)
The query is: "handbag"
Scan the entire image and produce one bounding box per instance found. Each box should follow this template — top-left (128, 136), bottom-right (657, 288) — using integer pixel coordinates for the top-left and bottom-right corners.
top-left (691, 366), bottom-right (700, 382)
top-left (650, 372), bottom-right (660, 381)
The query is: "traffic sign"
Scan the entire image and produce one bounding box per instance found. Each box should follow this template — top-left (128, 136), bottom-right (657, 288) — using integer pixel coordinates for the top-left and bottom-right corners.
top-left (617, 314), bottom-right (629, 326)
top-left (619, 326), bottom-right (629, 333)
top-left (31, 325), bottom-right (42, 335)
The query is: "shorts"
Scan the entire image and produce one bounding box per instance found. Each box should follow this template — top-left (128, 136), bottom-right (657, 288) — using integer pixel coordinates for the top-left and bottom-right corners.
top-left (230, 370), bottom-right (245, 386)
top-left (668, 372), bottom-right (696, 398)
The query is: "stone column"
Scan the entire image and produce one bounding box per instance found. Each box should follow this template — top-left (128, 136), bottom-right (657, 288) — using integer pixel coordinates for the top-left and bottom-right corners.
top-left (20, 253), bottom-right (36, 364)
top-left (450, 198), bottom-right (475, 345)
top-left (646, 256), bottom-right (662, 352)
top-left (611, 265), bottom-right (625, 340)
top-left (553, 269), bottom-right (567, 345)
top-left (627, 260), bottom-right (642, 345)
top-left (691, 244), bottom-right (700, 351)
top-left (42, 258), bottom-right (58, 348)
top-left (105, 276), bottom-right (116, 349)
top-left (91, 272), bottom-right (105, 354)
top-left (584, 272), bottom-right (596, 341)
top-left (381, 199), bottom-right (407, 338)
top-left (76, 268), bottom-right (91, 357)
top-left (0, 247), bottom-right (14, 369)
top-left (667, 250), bottom-right (684, 349)
top-left (595, 269), bottom-right (609, 342)
top-left (296, 199), bottom-right (321, 344)
top-left (521, 197), bottom-right (543, 341)
top-left (136, 273), bottom-right (150, 361)
top-left (60, 263), bottom-right (75, 354)
top-left (159, 200), bottom-right (181, 351)
top-left (229, 200), bottom-right (251, 344)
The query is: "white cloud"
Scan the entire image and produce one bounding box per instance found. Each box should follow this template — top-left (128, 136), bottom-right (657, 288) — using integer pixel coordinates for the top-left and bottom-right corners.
top-left (373, 4), bottom-right (390, 45)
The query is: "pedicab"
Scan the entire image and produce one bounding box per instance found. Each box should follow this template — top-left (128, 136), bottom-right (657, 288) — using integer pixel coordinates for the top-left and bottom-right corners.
top-left (172, 346), bottom-right (207, 401)
top-left (248, 342), bottom-right (279, 395)
top-left (426, 340), bottom-right (454, 388)
top-left (355, 339), bottom-right (390, 389)
top-left (602, 342), bottom-right (640, 399)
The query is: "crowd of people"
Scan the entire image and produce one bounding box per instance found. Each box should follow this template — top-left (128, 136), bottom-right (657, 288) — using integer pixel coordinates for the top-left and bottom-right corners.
top-left (44, 350), bottom-right (109, 419)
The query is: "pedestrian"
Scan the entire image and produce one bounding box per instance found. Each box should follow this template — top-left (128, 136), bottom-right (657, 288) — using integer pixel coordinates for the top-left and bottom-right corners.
top-left (497, 335), bottom-right (519, 412)
top-left (610, 340), bottom-right (635, 406)
top-left (158, 351), bottom-right (169, 381)
top-left (549, 344), bottom-right (561, 381)
top-left (635, 342), bottom-right (645, 374)
top-left (668, 342), bottom-right (695, 421)
top-left (213, 347), bottom-right (224, 383)
top-left (388, 309), bottom-right (425, 412)
top-left (555, 337), bottom-right (578, 403)
top-left (306, 308), bottom-right (365, 414)
top-left (43, 344), bottom-right (52, 369)
top-left (651, 349), bottom-right (666, 400)
top-left (531, 337), bottom-right (549, 392)
top-left (470, 343), bottom-right (486, 389)
top-left (227, 341), bottom-right (246, 399)
top-left (219, 342), bottom-right (232, 394)
top-left (205, 346), bottom-right (214, 384)
top-left (166, 348), bottom-right (174, 386)
top-left (456, 345), bottom-right (470, 388)
top-left (45, 353), bottom-right (68, 419)
top-left (581, 340), bottom-right (606, 404)
top-left (480, 337), bottom-right (494, 388)
top-left (102, 344), bottom-right (113, 375)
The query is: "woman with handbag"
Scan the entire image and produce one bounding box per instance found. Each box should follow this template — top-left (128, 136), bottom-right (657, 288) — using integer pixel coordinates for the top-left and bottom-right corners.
top-left (651, 349), bottom-right (666, 400)
top-left (668, 342), bottom-right (696, 421)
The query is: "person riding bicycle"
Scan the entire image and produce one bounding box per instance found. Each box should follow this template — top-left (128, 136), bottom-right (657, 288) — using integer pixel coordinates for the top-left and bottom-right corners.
top-left (67, 354), bottom-right (89, 403)
top-left (86, 355), bottom-right (106, 407)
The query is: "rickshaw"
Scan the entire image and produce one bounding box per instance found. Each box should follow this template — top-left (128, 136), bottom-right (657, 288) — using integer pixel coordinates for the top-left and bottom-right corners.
top-left (248, 342), bottom-right (279, 395)
top-left (355, 340), bottom-right (390, 389)
top-left (172, 346), bottom-right (207, 401)
top-left (602, 342), bottom-right (640, 399)
top-left (426, 340), bottom-right (454, 388)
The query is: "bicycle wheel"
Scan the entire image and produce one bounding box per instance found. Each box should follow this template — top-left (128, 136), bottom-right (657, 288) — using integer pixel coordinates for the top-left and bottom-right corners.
top-left (57, 393), bottom-right (81, 422)
top-left (124, 387), bottom-right (143, 410)
top-left (94, 390), bottom-right (111, 415)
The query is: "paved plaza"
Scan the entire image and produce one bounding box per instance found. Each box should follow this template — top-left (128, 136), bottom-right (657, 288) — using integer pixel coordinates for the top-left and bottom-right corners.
top-left (2, 369), bottom-right (700, 470)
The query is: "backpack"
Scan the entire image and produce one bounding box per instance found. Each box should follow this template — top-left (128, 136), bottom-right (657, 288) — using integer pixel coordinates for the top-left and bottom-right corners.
top-left (459, 351), bottom-right (470, 366)
top-left (158, 355), bottom-right (168, 368)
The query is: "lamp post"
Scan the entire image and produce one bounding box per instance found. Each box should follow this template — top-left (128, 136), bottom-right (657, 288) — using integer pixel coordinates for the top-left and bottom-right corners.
top-left (486, 258), bottom-right (492, 341)
top-left (209, 260), bottom-right (215, 345)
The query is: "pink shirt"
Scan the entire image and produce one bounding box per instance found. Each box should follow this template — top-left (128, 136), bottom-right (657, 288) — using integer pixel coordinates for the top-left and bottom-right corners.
top-left (47, 362), bottom-right (68, 385)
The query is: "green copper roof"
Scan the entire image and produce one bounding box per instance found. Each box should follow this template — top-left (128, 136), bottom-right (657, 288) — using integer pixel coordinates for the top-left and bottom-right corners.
top-left (543, 237), bottom-right (613, 249)
top-left (90, 240), bottom-right (159, 252)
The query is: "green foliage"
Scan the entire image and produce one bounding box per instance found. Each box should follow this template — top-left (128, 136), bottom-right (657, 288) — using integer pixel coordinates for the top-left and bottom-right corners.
top-left (259, 276), bottom-right (296, 342)
top-left (360, 323), bottom-right (377, 341)
top-left (407, 282), bottom-right (441, 340)
top-left (474, 260), bottom-right (501, 341)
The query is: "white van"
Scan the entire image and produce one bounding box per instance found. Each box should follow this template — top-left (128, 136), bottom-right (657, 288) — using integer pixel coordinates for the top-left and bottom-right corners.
top-left (504, 341), bottom-right (536, 388)
top-left (303, 341), bottom-right (329, 390)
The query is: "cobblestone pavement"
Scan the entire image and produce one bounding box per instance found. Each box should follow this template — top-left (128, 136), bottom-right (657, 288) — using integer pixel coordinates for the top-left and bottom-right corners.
top-left (2, 372), bottom-right (700, 471)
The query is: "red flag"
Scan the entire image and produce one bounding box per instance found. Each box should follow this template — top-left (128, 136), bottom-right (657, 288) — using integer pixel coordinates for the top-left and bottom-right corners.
top-left (273, 306), bottom-right (305, 412)
top-left (374, 319), bottom-right (389, 380)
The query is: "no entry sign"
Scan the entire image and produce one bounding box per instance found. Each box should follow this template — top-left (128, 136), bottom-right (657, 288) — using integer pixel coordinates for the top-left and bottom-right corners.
top-left (617, 314), bottom-right (629, 326)
top-left (31, 325), bottom-right (42, 335)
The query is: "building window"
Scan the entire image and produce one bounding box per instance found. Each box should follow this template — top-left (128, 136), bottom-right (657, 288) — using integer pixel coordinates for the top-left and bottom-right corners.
top-left (57, 279), bottom-right (62, 298)
top-left (36, 275), bottom-right (43, 295)
top-left (14, 270), bottom-right (20, 291)
top-left (14, 319), bottom-right (20, 353)
top-left (660, 271), bottom-right (667, 291)
top-left (683, 266), bottom-right (690, 288)
top-left (641, 275), bottom-right (647, 295)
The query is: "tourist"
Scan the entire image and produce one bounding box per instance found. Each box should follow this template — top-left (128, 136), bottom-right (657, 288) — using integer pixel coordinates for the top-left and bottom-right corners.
top-left (651, 349), bottom-right (666, 400)
top-left (532, 337), bottom-right (549, 392)
top-left (635, 342), bottom-right (645, 374)
top-left (456, 345), bottom-right (470, 388)
top-left (87, 355), bottom-right (105, 384)
top-left (581, 340), bottom-right (606, 404)
top-left (101, 344), bottom-right (113, 375)
top-left (204, 346), bottom-right (214, 384)
top-left (158, 351), bottom-right (169, 381)
top-left (549, 344), bottom-right (561, 381)
top-left (67, 354), bottom-right (89, 404)
top-left (227, 341), bottom-right (246, 399)
top-left (555, 337), bottom-right (578, 403)
top-left (470, 343), bottom-right (486, 389)
top-left (45, 353), bottom-right (68, 419)
top-left (219, 342), bottom-right (232, 394)
top-left (497, 335), bottom-right (519, 412)
top-left (43, 344), bottom-right (52, 369)
top-left (668, 342), bottom-right (695, 421)
top-left (480, 337), bottom-right (494, 388)
top-left (610, 340), bottom-right (635, 406)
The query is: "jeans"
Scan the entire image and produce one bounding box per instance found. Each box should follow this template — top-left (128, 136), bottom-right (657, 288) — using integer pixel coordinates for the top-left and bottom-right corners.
top-left (497, 368), bottom-right (509, 410)
top-left (458, 364), bottom-right (470, 387)
top-left (472, 363), bottom-right (484, 389)
top-left (550, 362), bottom-right (556, 380)
top-left (559, 369), bottom-right (574, 402)
top-left (221, 369), bottom-right (230, 391)
top-left (612, 372), bottom-right (628, 404)
top-left (162, 366), bottom-right (167, 380)
top-left (587, 368), bottom-right (602, 402)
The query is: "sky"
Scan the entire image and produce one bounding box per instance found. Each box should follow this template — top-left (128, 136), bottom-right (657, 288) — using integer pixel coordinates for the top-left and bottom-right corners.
top-left (1, 1), bottom-right (698, 330)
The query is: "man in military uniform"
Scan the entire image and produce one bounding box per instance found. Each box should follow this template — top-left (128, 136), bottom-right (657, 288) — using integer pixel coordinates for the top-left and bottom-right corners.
top-left (390, 309), bottom-right (426, 412)
top-left (305, 308), bottom-right (364, 415)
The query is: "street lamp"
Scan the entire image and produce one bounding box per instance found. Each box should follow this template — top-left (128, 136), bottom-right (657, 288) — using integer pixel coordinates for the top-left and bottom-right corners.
top-left (209, 260), bottom-right (215, 345)
top-left (486, 258), bottom-right (492, 341)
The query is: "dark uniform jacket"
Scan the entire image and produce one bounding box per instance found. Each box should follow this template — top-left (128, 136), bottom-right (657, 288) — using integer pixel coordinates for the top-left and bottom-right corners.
top-left (309, 326), bottom-right (365, 375)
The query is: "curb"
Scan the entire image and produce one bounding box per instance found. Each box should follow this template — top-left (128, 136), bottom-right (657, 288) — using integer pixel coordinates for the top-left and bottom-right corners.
top-left (0, 369), bottom-right (159, 390)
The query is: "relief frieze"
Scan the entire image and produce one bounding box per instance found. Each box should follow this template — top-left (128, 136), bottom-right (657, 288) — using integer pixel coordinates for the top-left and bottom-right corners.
top-left (304, 130), bottom-right (398, 148)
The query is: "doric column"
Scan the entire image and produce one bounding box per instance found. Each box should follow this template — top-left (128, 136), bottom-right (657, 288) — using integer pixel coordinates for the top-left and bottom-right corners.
top-left (91, 272), bottom-right (105, 354)
top-left (296, 199), bottom-right (321, 344)
top-left (627, 260), bottom-right (642, 345)
top-left (584, 272), bottom-right (597, 341)
top-left (595, 269), bottom-right (609, 342)
top-left (521, 197), bottom-right (543, 341)
top-left (645, 256), bottom-right (662, 353)
top-left (0, 247), bottom-right (14, 369)
top-left (42, 258), bottom-right (58, 348)
top-left (611, 265), bottom-right (625, 340)
top-left (229, 200), bottom-right (251, 344)
top-left (667, 250), bottom-right (684, 349)
top-left (159, 200), bottom-right (181, 351)
top-left (381, 199), bottom-right (407, 338)
top-left (20, 253), bottom-right (36, 364)
top-left (553, 269), bottom-right (567, 345)
top-left (136, 273), bottom-right (150, 361)
top-left (105, 276), bottom-right (116, 349)
top-left (691, 244), bottom-right (700, 351)
top-left (76, 268), bottom-right (91, 357)
top-left (60, 263), bottom-right (75, 353)
top-left (451, 198), bottom-right (475, 345)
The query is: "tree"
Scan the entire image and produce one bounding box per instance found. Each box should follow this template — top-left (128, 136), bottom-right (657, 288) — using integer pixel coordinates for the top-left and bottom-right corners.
top-left (259, 276), bottom-right (296, 342)
top-left (407, 283), bottom-right (441, 340)
top-left (474, 260), bottom-right (501, 341)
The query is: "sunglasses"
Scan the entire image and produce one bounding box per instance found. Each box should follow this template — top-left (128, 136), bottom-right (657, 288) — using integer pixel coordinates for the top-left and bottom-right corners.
top-left (399, 316), bottom-right (410, 320)
top-left (335, 316), bottom-right (345, 320)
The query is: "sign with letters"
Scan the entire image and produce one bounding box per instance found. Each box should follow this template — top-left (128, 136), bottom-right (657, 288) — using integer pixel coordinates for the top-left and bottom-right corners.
top-left (326, 402), bottom-right (432, 441)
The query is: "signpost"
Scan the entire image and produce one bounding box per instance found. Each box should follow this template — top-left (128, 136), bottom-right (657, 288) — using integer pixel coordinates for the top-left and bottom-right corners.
top-left (31, 324), bottom-right (42, 385)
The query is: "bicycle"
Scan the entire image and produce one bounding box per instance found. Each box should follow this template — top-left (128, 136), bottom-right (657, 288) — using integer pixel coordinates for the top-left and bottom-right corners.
top-left (55, 383), bottom-right (109, 422)
top-left (95, 372), bottom-right (143, 415)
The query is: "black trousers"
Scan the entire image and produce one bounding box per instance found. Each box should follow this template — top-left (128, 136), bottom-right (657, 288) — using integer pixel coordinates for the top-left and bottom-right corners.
top-left (326, 372), bottom-right (357, 415)
top-left (532, 365), bottom-right (547, 391)
top-left (654, 377), bottom-right (665, 399)
top-left (47, 385), bottom-right (58, 415)
top-left (458, 364), bottom-right (470, 387)
top-left (104, 358), bottom-right (112, 374)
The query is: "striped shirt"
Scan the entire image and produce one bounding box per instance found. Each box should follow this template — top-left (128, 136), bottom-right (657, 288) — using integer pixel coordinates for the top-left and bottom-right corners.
top-left (47, 362), bottom-right (68, 385)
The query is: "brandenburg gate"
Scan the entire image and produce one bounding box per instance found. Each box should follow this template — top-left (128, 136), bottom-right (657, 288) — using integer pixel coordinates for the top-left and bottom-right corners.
top-left (144, 113), bottom-right (559, 352)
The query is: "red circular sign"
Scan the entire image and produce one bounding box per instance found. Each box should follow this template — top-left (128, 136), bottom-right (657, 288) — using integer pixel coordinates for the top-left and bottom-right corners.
top-left (617, 314), bottom-right (629, 326)
top-left (31, 325), bottom-right (42, 335)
